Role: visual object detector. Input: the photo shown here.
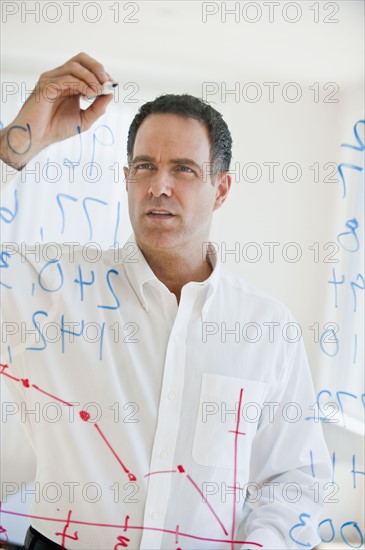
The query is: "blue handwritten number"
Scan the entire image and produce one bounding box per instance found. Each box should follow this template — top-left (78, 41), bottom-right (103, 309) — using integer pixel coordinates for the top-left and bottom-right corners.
top-left (82, 197), bottom-right (108, 241)
top-left (328, 268), bottom-right (345, 309)
top-left (318, 518), bottom-right (335, 543)
top-left (340, 522), bottom-right (364, 548)
top-left (89, 124), bottom-right (114, 178)
top-left (289, 513), bottom-right (312, 547)
top-left (60, 315), bottom-right (85, 353)
top-left (337, 163), bottom-right (363, 199)
top-left (341, 120), bottom-right (365, 152)
top-left (56, 193), bottom-right (78, 234)
top-left (0, 252), bottom-right (12, 288)
top-left (38, 260), bottom-right (64, 292)
top-left (26, 311), bottom-right (48, 351)
top-left (320, 329), bottom-right (339, 357)
top-left (0, 189), bottom-right (19, 223)
top-left (74, 266), bottom-right (95, 301)
top-left (336, 391), bottom-right (357, 428)
top-left (98, 269), bottom-right (120, 310)
top-left (317, 389), bottom-right (337, 423)
top-left (350, 274), bottom-right (365, 313)
top-left (113, 201), bottom-right (121, 247)
top-left (337, 218), bottom-right (360, 252)
top-left (63, 125), bottom-right (82, 167)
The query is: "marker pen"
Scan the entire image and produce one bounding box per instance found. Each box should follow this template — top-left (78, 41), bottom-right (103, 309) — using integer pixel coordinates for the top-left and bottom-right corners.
top-left (101, 80), bottom-right (119, 95)
top-left (87, 81), bottom-right (118, 99)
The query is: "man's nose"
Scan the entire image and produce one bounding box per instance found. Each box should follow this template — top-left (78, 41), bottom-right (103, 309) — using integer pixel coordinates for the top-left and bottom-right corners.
top-left (148, 169), bottom-right (173, 197)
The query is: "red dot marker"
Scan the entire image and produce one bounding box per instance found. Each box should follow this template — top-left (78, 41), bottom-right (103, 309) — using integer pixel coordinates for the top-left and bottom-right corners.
top-left (79, 411), bottom-right (91, 421)
top-left (21, 379), bottom-right (30, 388)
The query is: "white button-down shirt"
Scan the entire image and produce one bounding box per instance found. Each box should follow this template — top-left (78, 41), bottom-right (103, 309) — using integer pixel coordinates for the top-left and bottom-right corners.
top-left (1, 231), bottom-right (331, 550)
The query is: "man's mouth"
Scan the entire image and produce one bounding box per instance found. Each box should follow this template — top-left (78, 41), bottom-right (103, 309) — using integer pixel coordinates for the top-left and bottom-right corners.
top-left (146, 209), bottom-right (175, 217)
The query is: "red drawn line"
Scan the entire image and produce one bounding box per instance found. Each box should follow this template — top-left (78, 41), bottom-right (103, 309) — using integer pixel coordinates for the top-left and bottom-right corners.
top-left (1, 364), bottom-right (73, 406)
top-left (0, 364), bottom-right (21, 383)
top-left (0, 500), bottom-right (9, 544)
top-left (142, 466), bottom-right (228, 537)
top-left (231, 387), bottom-right (244, 550)
top-left (94, 423), bottom-right (137, 482)
top-left (32, 385), bottom-right (74, 407)
top-left (228, 430), bottom-right (246, 436)
top-left (186, 474), bottom-right (228, 536)
top-left (55, 509), bottom-right (78, 549)
top-left (1, 363), bottom-right (135, 484)
top-left (1, 372), bottom-right (21, 382)
top-left (175, 523), bottom-right (180, 544)
top-left (1, 508), bottom-right (262, 546)
top-left (123, 515), bottom-right (129, 532)
top-left (144, 470), bottom-right (177, 477)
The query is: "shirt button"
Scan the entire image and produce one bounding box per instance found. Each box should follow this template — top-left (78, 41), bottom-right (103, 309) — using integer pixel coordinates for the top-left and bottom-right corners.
top-left (159, 450), bottom-right (168, 459)
top-left (151, 512), bottom-right (159, 520)
top-left (167, 392), bottom-right (175, 400)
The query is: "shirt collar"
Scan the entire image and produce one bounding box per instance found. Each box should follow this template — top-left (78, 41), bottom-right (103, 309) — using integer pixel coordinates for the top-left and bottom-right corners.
top-left (123, 233), bottom-right (220, 319)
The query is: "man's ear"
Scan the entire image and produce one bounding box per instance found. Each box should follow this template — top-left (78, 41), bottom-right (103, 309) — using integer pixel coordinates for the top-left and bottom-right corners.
top-left (123, 166), bottom-right (129, 192)
top-left (213, 172), bottom-right (231, 211)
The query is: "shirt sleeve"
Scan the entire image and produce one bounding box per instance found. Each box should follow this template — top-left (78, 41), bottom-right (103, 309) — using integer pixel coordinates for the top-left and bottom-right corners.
top-left (241, 320), bottom-right (332, 550)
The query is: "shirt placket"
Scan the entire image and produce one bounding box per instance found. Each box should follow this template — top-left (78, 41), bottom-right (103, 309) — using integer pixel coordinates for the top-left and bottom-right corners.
top-left (139, 284), bottom-right (203, 550)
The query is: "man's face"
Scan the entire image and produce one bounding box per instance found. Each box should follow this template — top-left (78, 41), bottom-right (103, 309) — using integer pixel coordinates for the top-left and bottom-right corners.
top-left (124, 113), bottom-right (230, 254)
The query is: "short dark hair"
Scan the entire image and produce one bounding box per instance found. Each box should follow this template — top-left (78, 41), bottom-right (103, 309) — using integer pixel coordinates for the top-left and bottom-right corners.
top-left (127, 94), bottom-right (232, 176)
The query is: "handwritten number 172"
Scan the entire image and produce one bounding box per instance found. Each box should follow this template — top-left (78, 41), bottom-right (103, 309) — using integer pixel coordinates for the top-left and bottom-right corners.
top-left (56, 193), bottom-right (108, 240)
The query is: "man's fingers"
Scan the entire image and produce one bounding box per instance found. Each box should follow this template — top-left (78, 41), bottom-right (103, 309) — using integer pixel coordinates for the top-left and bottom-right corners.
top-left (40, 68), bottom-right (100, 97)
top-left (39, 54), bottom-right (115, 98)
top-left (80, 94), bottom-right (114, 131)
top-left (36, 75), bottom-right (98, 100)
top-left (69, 52), bottom-right (111, 86)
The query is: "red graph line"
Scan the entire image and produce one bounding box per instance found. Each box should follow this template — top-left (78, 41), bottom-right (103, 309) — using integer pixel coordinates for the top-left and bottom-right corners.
top-left (1, 364), bottom-right (135, 482)
top-left (32, 385), bottom-right (74, 406)
top-left (54, 509), bottom-right (78, 549)
top-left (1, 366), bottom-right (261, 548)
top-left (144, 465), bottom-right (228, 537)
top-left (0, 507), bottom-right (262, 546)
top-left (0, 363), bottom-right (21, 382)
top-left (144, 469), bottom-right (177, 477)
top-left (122, 515), bottom-right (129, 532)
top-left (94, 423), bottom-right (137, 482)
top-left (186, 474), bottom-right (228, 536)
top-left (228, 430), bottom-right (246, 436)
top-left (231, 387), bottom-right (244, 550)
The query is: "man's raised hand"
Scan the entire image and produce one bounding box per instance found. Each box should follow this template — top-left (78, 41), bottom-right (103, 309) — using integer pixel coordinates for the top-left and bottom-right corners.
top-left (0, 52), bottom-right (115, 169)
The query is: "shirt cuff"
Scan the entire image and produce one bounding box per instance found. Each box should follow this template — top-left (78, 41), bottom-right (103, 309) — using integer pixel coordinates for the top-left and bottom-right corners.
top-left (1, 158), bottom-right (20, 188)
top-left (244, 528), bottom-right (287, 550)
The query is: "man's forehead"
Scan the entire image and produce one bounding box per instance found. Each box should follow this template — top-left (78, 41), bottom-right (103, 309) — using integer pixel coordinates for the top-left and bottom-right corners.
top-left (133, 113), bottom-right (211, 155)
top-left (136, 113), bottom-right (208, 136)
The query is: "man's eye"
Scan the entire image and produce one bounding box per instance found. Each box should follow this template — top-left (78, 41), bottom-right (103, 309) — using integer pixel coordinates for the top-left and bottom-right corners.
top-left (176, 165), bottom-right (194, 173)
top-left (135, 163), bottom-right (154, 170)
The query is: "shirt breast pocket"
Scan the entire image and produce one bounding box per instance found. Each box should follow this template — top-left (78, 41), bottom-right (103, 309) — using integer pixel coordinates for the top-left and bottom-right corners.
top-left (192, 373), bottom-right (269, 470)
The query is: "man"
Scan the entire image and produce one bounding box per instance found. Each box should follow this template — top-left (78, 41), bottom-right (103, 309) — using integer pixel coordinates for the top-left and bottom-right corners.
top-left (0, 53), bottom-right (330, 549)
